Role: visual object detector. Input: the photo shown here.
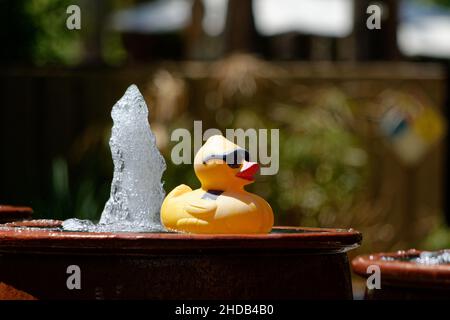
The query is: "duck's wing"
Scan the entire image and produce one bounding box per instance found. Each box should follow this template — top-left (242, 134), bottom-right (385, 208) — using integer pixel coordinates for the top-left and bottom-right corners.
top-left (183, 198), bottom-right (217, 219)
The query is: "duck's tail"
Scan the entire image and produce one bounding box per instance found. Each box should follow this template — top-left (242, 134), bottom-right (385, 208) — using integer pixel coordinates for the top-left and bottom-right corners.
top-left (164, 184), bottom-right (192, 200)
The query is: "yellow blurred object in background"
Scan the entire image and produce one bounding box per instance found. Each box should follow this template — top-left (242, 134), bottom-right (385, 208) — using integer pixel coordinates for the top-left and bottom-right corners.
top-left (379, 92), bottom-right (446, 167)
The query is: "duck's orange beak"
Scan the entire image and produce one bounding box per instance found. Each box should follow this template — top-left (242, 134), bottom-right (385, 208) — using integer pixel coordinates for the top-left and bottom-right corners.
top-left (235, 161), bottom-right (259, 181)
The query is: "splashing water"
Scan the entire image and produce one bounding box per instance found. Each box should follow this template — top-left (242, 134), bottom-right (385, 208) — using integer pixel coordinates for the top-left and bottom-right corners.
top-left (63, 84), bottom-right (166, 232)
top-left (382, 250), bottom-right (450, 265)
top-left (414, 250), bottom-right (450, 265)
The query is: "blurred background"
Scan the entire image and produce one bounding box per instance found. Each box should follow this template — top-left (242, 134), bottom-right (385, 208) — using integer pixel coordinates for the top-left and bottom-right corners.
top-left (0, 0), bottom-right (450, 258)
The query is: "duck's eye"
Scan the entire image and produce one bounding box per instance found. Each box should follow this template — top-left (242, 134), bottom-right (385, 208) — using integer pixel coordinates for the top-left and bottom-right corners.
top-left (224, 149), bottom-right (249, 169)
top-left (202, 149), bottom-right (250, 168)
top-left (244, 150), bottom-right (250, 162)
top-left (223, 153), bottom-right (240, 168)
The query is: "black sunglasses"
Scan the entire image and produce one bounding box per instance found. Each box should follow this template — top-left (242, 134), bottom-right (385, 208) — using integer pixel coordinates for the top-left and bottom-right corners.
top-left (202, 149), bottom-right (250, 168)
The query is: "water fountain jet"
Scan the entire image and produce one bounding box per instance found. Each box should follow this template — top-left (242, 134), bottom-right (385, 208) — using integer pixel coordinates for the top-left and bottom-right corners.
top-left (63, 85), bottom-right (166, 233)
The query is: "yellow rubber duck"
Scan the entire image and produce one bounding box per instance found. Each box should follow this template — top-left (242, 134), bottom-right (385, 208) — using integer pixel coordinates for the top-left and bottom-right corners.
top-left (161, 135), bottom-right (274, 234)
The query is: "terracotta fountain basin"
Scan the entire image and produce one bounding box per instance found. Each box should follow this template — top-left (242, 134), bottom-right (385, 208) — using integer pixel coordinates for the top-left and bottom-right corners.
top-left (352, 249), bottom-right (450, 300)
top-left (0, 205), bottom-right (33, 224)
top-left (0, 220), bottom-right (361, 300)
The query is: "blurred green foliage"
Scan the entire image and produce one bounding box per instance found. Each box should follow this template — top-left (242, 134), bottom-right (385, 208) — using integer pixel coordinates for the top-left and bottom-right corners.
top-left (272, 103), bottom-right (368, 227)
top-left (26, 0), bottom-right (83, 65)
top-left (49, 126), bottom-right (113, 221)
top-left (421, 223), bottom-right (450, 250)
top-left (0, 0), bottom-right (127, 65)
top-left (0, 0), bottom-right (82, 65)
top-left (425, 0), bottom-right (450, 7)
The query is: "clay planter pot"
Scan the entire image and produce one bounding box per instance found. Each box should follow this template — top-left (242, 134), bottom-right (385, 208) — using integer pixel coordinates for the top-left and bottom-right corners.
top-left (0, 205), bottom-right (33, 223)
top-left (0, 220), bottom-right (361, 300)
top-left (352, 249), bottom-right (450, 300)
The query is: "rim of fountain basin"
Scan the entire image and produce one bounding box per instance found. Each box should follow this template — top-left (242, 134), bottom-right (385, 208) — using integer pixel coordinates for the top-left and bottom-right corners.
top-left (352, 249), bottom-right (450, 289)
top-left (0, 219), bottom-right (361, 255)
top-left (0, 205), bottom-right (33, 223)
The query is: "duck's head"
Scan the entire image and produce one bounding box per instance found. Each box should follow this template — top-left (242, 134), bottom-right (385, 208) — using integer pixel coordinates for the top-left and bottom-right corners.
top-left (194, 135), bottom-right (259, 191)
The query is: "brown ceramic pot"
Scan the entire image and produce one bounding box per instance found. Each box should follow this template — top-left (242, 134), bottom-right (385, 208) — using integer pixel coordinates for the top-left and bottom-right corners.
top-left (352, 249), bottom-right (450, 300)
top-left (0, 220), bottom-right (361, 300)
top-left (0, 205), bottom-right (33, 223)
